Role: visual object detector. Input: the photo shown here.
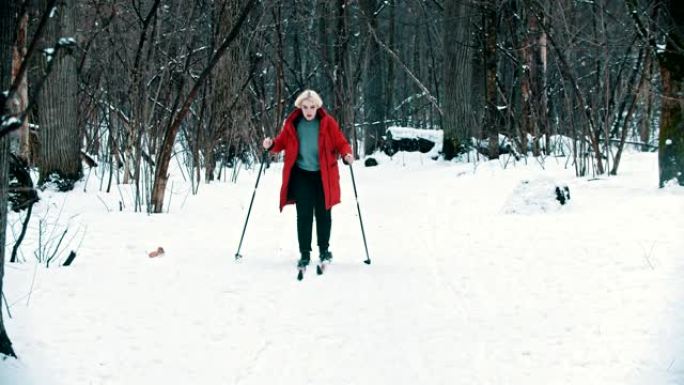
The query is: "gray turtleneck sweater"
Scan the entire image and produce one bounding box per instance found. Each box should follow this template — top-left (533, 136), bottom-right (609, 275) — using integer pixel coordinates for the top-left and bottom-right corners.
top-left (296, 118), bottom-right (320, 171)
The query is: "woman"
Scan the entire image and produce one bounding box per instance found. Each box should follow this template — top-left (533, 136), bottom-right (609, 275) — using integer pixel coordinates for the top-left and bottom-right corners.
top-left (263, 89), bottom-right (354, 269)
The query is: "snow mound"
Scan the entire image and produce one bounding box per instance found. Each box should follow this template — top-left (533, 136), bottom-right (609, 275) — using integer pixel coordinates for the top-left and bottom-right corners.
top-left (502, 177), bottom-right (571, 214)
top-left (387, 126), bottom-right (442, 144)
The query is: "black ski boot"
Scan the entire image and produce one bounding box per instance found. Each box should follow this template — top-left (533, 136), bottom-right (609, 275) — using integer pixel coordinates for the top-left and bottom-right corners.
top-left (297, 252), bottom-right (311, 268)
top-left (317, 250), bottom-right (333, 275)
top-left (297, 252), bottom-right (310, 280)
top-left (319, 250), bottom-right (333, 263)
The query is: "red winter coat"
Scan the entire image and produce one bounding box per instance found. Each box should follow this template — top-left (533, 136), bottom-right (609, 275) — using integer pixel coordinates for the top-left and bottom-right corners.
top-left (270, 108), bottom-right (352, 211)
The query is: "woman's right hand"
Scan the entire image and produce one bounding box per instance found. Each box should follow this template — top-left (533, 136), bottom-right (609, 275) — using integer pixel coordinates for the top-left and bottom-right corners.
top-left (263, 137), bottom-right (273, 149)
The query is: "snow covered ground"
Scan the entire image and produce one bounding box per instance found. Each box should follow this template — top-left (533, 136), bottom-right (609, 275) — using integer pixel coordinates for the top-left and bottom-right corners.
top-left (2, 150), bottom-right (683, 385)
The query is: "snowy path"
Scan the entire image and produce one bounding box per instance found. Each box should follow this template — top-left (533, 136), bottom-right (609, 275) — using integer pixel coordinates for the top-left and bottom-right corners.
top-left (3, 153), bottom-right (684, 385)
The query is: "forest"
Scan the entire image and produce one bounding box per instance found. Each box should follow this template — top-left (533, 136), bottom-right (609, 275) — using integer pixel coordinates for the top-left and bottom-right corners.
top-left (0, 0), bottom-right (683, 358)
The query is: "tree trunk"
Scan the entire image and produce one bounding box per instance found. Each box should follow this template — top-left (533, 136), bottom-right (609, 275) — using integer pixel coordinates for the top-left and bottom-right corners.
top-left (520, 9), bottom-right (532, 155)
top-left (385, 4), bottom-right (396, 130)
top-left (639, 57), bottom-right (653, 150)
top-left (483, 0), bottom-right (499, 159)
top-left (37, 0), bottom-right (82, 190)
top-left (442, 0), bottom-right (473, 159)
top-left (658, 0), bottom-right (684, 187)
top-left (0, 0), bottom-right (18, 359)
top-left (12, 12), bottom-right (30, 163)
top-left (334, 0), bottom-right (355, 150)
top-left (360, 0), bottom-right (384, 155)
top-left (273, 2), bottom-right (285, 131)
top-left (528, 10), bottom-right (543, 156)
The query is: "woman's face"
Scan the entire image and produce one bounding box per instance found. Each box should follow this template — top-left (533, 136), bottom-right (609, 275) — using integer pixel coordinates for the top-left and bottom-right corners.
top-left (300, 99), bottom-right (319, 121)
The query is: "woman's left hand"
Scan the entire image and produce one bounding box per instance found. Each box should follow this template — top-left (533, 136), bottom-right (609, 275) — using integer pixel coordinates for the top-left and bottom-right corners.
top-left (343, 154), bottom-right (354, 165)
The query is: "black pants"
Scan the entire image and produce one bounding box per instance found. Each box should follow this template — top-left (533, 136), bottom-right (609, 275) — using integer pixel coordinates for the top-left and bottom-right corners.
top-left (290, 166), bottom-right (331, 254)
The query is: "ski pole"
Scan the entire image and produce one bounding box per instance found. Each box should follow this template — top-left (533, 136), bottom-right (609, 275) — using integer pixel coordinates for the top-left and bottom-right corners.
top-left (349, 164), bottom-right (371, 265)
top-left (235, 150), bottom-right (268, 260)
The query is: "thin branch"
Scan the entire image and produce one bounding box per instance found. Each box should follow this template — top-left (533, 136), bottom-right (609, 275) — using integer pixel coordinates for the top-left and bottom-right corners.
top-left (152, 0), bottom-right (257, 212)
top-left (1, 292), bottom-right (11, 319)
top-left (359, 11), bottom-right (443, 116)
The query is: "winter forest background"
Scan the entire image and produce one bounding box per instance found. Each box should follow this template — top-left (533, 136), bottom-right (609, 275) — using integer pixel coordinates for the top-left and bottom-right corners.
top-left (0, 0), bottom-right (683, 364)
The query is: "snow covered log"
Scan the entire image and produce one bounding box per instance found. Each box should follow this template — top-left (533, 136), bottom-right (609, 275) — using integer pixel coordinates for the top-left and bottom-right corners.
top-left (382, 126), bottom-right (443, 158)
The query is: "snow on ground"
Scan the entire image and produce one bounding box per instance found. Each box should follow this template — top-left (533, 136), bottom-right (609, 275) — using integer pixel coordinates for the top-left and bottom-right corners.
top-left (2, 150), bottom-right (684, 385)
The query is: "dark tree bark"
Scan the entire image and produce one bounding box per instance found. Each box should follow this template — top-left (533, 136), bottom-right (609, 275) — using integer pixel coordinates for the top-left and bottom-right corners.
top-left (359, 0), bottom-right (385, 155)
top-left (0, 0), bottom-right (18, 359)
top-left (385, 4), bottom-right (396, 130)
top-left (37, 0), bottom-right (82, 190)
top-left (333, 0), bottom-right (356, 150)
top-left (12, 12), bottom-right (30, 163)
top-left (658, 1), bottom-right (684, 187)
top-left (518, 5), bottom-right (533, 155)
top-left (527, 9), bottom-right (545, 156)
top-left (442, 0), bottom-right (473, 159)
top-left (639, 57), bottom-right (654, 150)
top-left (273, 2), bottom-right (285, 130)
top-left (482, 0), bottom-right (499, 159)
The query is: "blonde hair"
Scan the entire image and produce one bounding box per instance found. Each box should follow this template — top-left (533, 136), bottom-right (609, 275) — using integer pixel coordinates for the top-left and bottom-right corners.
top-left (294, 89), bottom-right (323, 108)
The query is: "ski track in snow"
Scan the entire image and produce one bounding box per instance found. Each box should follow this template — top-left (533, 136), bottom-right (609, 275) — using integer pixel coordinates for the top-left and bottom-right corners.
top-left (2, 152), bottom-right (684, 385)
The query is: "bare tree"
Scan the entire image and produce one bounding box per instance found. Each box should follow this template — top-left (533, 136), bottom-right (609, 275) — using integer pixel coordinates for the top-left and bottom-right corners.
top-left (359, 0), bottom-right (385, 155)
top-left (333, 0), bottom-right (356, 148)
top-left (625, 0), bottom-right (683, 186)
top-left (525, 3), bottom-right (548, 156)
top-left (482, 0), bottom-right (499, 159)
top-left (150, 0), bottom-right (256, 213)
top-left (189, 1), bottom-right (254, 186)
top-left (656, 1), bottom-right (684, 186)
top-left (12, 11), bottom-right (30, 162)
top-left (442, 1), bottom-right (475, 159)
top-left (0, 0), bottom-right (18, 359)
top-left (36, 0), bottom-right (82, 190)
